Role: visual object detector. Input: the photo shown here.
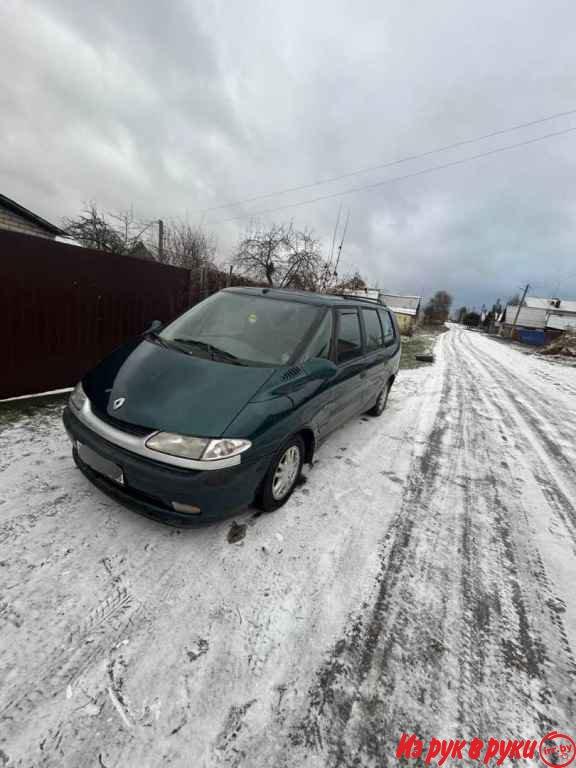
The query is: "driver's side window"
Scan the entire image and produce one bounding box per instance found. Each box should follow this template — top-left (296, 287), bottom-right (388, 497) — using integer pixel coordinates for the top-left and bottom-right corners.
top-left (301, 311), bottom-right (333, 361)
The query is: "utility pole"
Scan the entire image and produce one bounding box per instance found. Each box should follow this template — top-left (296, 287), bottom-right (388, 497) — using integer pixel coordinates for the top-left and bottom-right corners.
top-left (158, 219), bottom-right (164, 261)
top-left (511, 283), bottom-right (530, 330)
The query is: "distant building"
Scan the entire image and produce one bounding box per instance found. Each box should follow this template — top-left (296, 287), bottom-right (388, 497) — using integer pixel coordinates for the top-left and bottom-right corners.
top-left (501, 296), bottom-right (576, 344)
top-left (378, 293), bottom-right (423, 335)
top-left (341, 287), bottom-right (423, 335)
top-left (0, 193), bottom-right (65, 240)
top-left (127, 241), bottom-right (156, 262)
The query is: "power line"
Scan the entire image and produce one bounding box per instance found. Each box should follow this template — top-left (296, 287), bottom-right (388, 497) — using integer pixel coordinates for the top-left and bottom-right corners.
top-left (216, 124), bottom-right (576, 223)
top-left (202, 107), bottom-right (576, 214)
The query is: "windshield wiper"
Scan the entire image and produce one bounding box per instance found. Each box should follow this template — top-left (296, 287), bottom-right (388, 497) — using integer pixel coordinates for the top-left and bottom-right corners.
top-left (146, 331), bottom-right (171, 349)
top-left (172, 338), bottom-right (245, 364)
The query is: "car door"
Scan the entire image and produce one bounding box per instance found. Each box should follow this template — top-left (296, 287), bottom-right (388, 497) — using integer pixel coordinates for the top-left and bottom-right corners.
top-left (326, 307), bottom-right (368, 432)
top-left (378, 308), bottom-right (400, 372)
top-left (360, 308), bottom-right (388, 409)
top-left (295, 309), bottom-right (336, 441)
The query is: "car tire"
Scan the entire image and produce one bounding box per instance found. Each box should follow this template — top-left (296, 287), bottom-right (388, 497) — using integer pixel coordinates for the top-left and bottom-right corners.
top-left (256, 434), bottom-right (305, 512)
top-left (367, 380), bottom-right (392, 417)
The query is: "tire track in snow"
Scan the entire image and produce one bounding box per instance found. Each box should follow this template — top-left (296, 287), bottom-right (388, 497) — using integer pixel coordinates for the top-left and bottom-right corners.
top-left (0, 538), bottom-right (194, 764)
top-left (0, 583), bottom-right (141, 726)
top-left (455, 331), bottom-right (576, 541)
top-left (282, 334), bottom-right (466, 767)
top-left (276, 329), bottom-right (575, 767)
top-left (452, 332), bottom-right (576, 734)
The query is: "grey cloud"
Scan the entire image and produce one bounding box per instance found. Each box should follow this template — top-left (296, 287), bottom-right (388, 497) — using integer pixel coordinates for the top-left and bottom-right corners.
top-left (2, 0), bottom-right (576, 308)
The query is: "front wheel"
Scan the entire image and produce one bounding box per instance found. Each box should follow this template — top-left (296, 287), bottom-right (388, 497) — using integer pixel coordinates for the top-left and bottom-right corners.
top-left (256, 435), bottom-right (305, 512)
top-left (367, 380), bottom-right (392, 417)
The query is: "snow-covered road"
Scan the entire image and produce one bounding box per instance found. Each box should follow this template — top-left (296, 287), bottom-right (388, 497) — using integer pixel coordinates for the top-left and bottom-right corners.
top-left (1, 326), bottom-right (575, 767)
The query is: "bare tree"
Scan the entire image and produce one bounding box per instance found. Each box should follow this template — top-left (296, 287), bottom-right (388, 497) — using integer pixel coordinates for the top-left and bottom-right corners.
top-left (456, 306), bottom-right (468, 323)
top-left (156, 221), bottom-right (217, 271)
top-left (234, 222), bottom-right (325, 289)
top-left (234, 223), bottom-right (290, 286)
top-left (109, 208), bottom-right (155, 252)
top-left (63, 203), bottom-right (125, 253)
top-left (63, 203), bottom-right (155, 258)
top-left (333, 271), bottom-right (367, 292)
top-left (281, 228), bottom-right (324, 290)
top-left (63, 204), bottom-right (218, 269)
top-left (423, 290), bottom-right (453, 325)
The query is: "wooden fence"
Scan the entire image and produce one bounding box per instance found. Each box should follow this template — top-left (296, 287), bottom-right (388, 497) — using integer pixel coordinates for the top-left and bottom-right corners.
top-left (0, 231), bottom-right (191, 399)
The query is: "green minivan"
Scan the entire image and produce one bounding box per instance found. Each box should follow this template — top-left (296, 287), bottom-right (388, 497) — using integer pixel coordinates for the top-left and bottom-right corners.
top-left (63, 287), bottom-right (401, 525)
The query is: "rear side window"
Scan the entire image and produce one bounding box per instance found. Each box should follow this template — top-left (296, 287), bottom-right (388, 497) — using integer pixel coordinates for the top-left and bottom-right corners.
top-left (337, 310), bottom-right (363, 362)
top-left (362, 309), bottom-right (384, 351)
top-left (379, 310), bottom-right (395, 345)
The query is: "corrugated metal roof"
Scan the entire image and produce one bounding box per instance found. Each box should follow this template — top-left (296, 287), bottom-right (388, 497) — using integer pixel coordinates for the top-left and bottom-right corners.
top-left (525, 296), bottom-right (576, 312)
top-left (346, 289), bottom-right (381, 301)
top-left (555, 300), bottom-right (576, 313)
top-left (378, 293), bottom-right (422, 312)
top-left (525, 297), bottom-right (555, 309)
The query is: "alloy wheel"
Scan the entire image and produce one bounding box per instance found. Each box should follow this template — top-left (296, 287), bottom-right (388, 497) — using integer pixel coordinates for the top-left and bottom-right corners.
top-left (272, 445), bottom-right (301, 500)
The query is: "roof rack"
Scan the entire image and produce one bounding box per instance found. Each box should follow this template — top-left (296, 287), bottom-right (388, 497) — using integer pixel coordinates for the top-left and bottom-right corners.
top-left (325, 292), bottom-right (385, 305)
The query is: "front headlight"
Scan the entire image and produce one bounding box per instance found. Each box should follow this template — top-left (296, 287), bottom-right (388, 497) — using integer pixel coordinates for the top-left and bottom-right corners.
top-left (145, 432), bottom-right (251, 461)
top-left (203, 438), bottom-right (252, 461)
top-left (145, 433), bottom-right (209, 460)
top-left (69, 382), bottom-right (87, 411)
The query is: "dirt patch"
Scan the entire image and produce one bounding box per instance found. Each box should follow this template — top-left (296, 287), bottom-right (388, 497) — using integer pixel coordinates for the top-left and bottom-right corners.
top-left (227, 521), bottom-right (247, 544)
top-left (400, 327), bottom-right (445, 369)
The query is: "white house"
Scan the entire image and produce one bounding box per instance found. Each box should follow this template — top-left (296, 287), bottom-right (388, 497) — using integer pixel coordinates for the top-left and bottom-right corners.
top-left (503, 296), bottom-right (576, 333)
top-left (377, 293), bottom-right (423, 335)
top-left (343, 288), bottom-right (423, 334)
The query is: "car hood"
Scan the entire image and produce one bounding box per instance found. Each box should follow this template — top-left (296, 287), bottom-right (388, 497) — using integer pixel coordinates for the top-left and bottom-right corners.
top-left (83, 338), bottom-right (275, 437)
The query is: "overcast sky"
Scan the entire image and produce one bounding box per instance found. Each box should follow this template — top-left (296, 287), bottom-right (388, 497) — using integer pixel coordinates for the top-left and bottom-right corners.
top-left (2, 0), bottom-right (576, 308)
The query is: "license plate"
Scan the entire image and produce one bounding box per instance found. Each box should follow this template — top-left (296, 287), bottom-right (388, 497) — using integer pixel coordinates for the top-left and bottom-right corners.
top-left (77, 442), bottom-right (124, 485)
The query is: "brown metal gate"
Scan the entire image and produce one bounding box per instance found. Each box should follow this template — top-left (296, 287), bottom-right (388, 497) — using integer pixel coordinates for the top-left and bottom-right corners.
top-left (0, 231), bottom-right (191, 399)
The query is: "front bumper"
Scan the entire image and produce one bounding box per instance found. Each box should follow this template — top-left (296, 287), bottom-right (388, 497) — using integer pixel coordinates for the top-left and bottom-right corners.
top-left (63, 407), bottom-right (268, 526)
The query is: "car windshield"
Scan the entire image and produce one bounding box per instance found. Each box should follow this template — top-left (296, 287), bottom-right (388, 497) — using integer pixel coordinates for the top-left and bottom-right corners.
top-left (159, 292), bottom-right (322, 366)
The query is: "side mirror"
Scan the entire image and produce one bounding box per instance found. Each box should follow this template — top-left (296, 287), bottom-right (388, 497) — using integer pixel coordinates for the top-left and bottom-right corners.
top-left (303, 357), bottom-right (337, 381)
top-left (146, 319), bottom-right (164, 334)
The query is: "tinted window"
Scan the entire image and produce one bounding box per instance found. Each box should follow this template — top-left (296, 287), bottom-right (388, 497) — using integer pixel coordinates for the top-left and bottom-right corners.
top-left (302, 311), bottom-right (333, 361)
top-left (379, 310), bottom-right (395, 345)
top-left (362, 309), bottom-right (384, 350)
top-left (161, 292), bottom-right (321, 366)
top-left (337, 310), bottom-right (362, 362)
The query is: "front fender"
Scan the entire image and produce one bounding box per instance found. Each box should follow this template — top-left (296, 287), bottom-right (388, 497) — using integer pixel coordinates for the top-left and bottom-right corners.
top-left (223, 395), bottom-right (298, 460)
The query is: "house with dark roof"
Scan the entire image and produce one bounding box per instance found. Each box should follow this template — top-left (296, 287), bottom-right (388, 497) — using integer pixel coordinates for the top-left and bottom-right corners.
top-left (0, 193), bottom-right (66, 240)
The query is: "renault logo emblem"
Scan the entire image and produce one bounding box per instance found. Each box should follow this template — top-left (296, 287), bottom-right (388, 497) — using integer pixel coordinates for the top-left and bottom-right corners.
top-left (112, 397), bottom-right (126, 410)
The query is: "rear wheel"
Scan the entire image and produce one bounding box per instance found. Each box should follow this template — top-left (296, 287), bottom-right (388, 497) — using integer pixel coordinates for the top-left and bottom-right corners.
top-left (368, 380), bottom-right (392, 417)
top-left (257, 435), bottom-right (305, 512)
